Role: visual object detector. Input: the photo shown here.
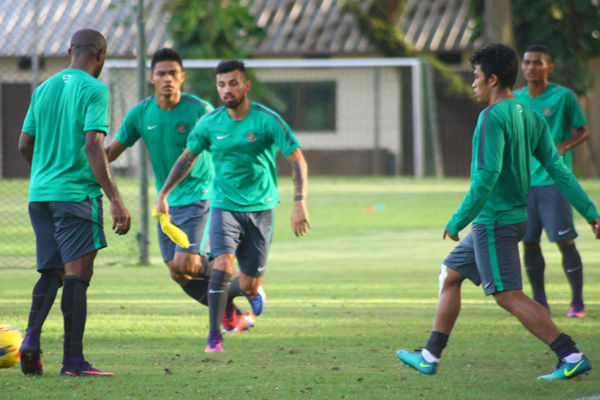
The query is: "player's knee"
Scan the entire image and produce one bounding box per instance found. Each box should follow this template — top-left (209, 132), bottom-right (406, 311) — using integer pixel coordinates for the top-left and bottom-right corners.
top-left (167, 265), bottom-right (188, 285)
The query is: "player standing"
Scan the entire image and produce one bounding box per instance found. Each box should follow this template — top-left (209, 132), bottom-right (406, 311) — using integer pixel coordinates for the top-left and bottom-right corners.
top-left (156, 60), bottom-right (311, 353)
top-left (396, 44), bottom-right (600, 380)
top-left (18, 29), bottom-right (131, 377)
top-left (106, 48), bottom-right (254, 331)
top-left (514, 45), bottom-right (590, 317)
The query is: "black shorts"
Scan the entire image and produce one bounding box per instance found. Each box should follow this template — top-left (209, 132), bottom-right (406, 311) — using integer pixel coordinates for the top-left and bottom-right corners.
top-left (209, 208), bottom-right (274, 277)
top-left (443, 222), bottom-right (526, 296)
top-left (158, 200), bottom-right (210, 262)
top-left (29, 196), bottom-right (106, 270)
top-left (522, 185), bottom-right (577, 243)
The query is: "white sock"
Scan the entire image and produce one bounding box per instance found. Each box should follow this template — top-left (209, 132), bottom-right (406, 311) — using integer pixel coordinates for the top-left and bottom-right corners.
top-left (421, 348), bottom-right (439, 363)
top-left (564, 352), bottom-right (582, 363)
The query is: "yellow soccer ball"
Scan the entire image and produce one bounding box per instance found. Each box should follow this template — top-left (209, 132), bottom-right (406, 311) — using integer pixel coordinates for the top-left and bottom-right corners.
top-left (0, 325), bottom-right (23, 368)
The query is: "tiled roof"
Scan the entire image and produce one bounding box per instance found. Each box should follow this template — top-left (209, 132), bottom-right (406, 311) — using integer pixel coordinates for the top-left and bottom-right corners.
top-left (0, 0), bottom-right (477, 58)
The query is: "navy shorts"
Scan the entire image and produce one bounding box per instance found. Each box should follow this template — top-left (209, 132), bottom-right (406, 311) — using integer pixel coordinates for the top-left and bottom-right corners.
top-left (29, 196), bottom-right (107, 271)
top-left (209, 208), bottom-right (274, 278)
top-left (522, 185), bottom-right (577, 243)
top-left (443, 222), bottom-right (526, 296)
top-left (158, 200), bottom-right (210, 262)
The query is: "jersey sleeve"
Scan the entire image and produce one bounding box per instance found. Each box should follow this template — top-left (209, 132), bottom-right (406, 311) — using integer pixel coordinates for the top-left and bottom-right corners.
top-left (116, 105), bottom-right (142, 147)
top-left (84, 84), bottom-right (110, 134)
top-left (564, 89), bottom-right (587, 129)
top-left (533, 121), bottom-right (599, 222)
top-left (187, 118), bottom-right (210, 155)
top-left (445, 109), bottom-right (503, 235)
top-left (270, 113), bottom-right (300, 157)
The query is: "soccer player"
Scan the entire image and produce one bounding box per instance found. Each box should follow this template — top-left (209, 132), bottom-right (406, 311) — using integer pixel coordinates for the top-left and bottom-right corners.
top-left (18, 29), bottom-right (131, 377)
top-left (105, 48), bottom-right (254, 332)
top-left (156, 60), bottom-right (311, 353)
top-left (514, 45), bottom-right (590, 317)
top-left (396, 44), bottom-right (600, 380)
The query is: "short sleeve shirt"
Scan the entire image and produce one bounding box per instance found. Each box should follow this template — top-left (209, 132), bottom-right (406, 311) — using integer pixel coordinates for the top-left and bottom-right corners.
top-left (514, 83), bottom-right (587, 186)
top-left (187, 102), bottom-right (300, 212)
top-left (116, 93), bottom-right (214, 206)
top-left (22, 68), bottom-right (108, 202)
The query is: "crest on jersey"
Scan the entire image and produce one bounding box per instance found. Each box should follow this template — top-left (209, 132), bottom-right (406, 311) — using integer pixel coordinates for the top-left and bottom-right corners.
top-left (63, 75), bottom-right (72, 83)
top-left (246, 132), bottom-right (257, 142)
top-left (175, 122), bottom-right (188, 134)
top-left (543, 107), bottom-right (552, 116)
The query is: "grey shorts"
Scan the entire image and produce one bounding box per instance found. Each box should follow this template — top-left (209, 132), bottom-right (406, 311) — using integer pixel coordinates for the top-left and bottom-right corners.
top-left (158, 200), bottom-right (210, 262)
top-left (29, 196), bottom-right (107, 270)
top-left (522, 185), bottom-right (577, 243)
top-left (443, 222), bottom-right (526, 296)
top-left (209, 208), bottom-right (274, 278)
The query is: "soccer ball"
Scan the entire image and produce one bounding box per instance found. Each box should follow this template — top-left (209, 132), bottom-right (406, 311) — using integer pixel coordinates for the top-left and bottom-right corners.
top-left (0, 325), bottom-right (23, 368)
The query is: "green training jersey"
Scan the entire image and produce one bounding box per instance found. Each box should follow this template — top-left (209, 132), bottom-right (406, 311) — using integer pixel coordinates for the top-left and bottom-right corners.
top-left (187, 102), bottom-right (300, 212)
top-left (116, 93), bottom-right (214, 207)
top-left (446, 99), bottom-right (598, 236)
top-left (514, 83), bottom-right (587, 186)
top-left (22, 68), bottom-right (108, 202)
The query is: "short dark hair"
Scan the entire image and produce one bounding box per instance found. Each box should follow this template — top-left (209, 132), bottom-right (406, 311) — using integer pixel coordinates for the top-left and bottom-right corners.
top-left (524, 44), bottom-right (553, 62)
top-left (470, 44), bottom-right (518, 89)
top-left (215, 60), bottom-right (247, 79)
top-left (151, 48), bottom-right (183, 72)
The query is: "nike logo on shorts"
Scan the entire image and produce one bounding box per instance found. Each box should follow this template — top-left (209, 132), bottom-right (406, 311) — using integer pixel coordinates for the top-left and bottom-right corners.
top-left (558, 229), bottom-right (572, 235)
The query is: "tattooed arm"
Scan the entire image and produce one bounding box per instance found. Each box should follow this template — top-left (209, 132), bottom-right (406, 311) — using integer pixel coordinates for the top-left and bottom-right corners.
top-left (286, 148), bottom-right (311, 237)
top-left (156, 148), bottom-right (199, 216)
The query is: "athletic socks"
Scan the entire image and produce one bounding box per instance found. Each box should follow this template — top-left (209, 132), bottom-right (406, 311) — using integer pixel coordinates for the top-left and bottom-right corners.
top-left (181, 279), bottom-right (210, 306)
top-left (208, 270), bottom-right (232, 333)
top-left (560, 243), bottom-right (583, 302)
top-left (421, 348), bottom-right (440, 362)
top-left (524, 246), bottom-right (546, 298)
top-left (227, 277), bottom-right (247, 301)
top-left (196, 255), bottom-right (214, 280)
top-left (424, 331), bottom-right (449, 359)
top-left (61, 275), bottom-right (89, 357)
top-left (27, 271), bottom-right (63, 335)
top-left (550, 333), bottom-right (579, 360)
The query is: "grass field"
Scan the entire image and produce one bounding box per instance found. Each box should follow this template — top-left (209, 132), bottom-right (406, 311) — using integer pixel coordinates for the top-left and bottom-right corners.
top-left (1, 177), bottom-right (600, 399)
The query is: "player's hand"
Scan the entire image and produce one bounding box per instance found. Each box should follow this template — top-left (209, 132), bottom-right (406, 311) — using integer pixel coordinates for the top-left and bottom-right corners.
top-left (291, 201), bottom-right (311, 237)
top-left (590, 217), bottom-right (600, 240)
top-left (155, 194), bottom-right (170, 218)
top-left (443, 228), bottom-right (459, 242)
top-left (111, 198), bottom-right (131, 235)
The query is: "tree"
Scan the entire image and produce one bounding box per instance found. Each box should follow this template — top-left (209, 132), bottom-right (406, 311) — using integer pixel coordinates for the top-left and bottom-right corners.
top-left (470, 0), bottom-right (600, 95)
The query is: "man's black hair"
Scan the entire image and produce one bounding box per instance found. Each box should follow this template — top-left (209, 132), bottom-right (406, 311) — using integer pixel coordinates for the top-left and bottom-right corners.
top-left (215, 60), bottom-right (247, 79)
top-left (524, 44), bottom-right (553, 63)
top-left (470, 44), bottom-right (518, 89)
top-left (151, 48), bottom-right (183, 72)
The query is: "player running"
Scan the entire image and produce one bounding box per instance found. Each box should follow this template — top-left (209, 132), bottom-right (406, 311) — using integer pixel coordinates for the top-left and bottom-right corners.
top-left (396, 44), bottom-right (600, 380)
top-left (156, 60), bottom-right (311, 353)
top-left (106, 48), bottom-right (254, 332)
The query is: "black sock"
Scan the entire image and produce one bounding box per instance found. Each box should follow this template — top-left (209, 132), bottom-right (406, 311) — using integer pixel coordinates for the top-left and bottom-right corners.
top-left (61, 276), bottom-right (89, 357)
top-left (196, 255), bottom-right (214, 280)
top-left (560, 243), bottom-right (583, 301)
top-left (425, 331), bottom-right (449, 358)
top-left (524, 246), bottom-right (546, 298)
top-left (181, 279), bottom-right (209, 306)
top-left (227, 277), bottom-right (247, 301)
top-left (27, 271), bottom-right (63, 333)
top-left (550, 333), bottom-right (579, 359)
top-left (208, 270), bottom-right (232, 333)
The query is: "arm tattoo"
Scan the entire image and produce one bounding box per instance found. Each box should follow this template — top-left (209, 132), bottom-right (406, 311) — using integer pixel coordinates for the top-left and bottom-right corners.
top-left (163, 151), bottom-right (197, 193)
top-left (291, 160), bottom-right (303, 197)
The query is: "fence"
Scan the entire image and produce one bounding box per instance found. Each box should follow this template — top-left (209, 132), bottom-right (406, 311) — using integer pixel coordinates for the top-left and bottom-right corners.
top-left (0, 57), bottom-right (475, 268)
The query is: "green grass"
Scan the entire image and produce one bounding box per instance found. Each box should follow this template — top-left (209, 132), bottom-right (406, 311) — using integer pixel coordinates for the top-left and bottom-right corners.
top-left (1, 177), bottom-right (600, 399)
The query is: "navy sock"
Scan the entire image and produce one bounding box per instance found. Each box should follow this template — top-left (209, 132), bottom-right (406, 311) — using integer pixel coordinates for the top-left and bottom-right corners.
top-left (550, 333), bottom-right (579, 359)
top-left (61, 276), bottom-right (89, 357)
top-left (27, 271), bottom-right (63, 334)
top-left (560, 243), bottom-right (583, 301)
top-left (524, 246), bottom-right (546, 298)
top-left (196, 255), bottom-right (213, 280)
top-left (425, 331), bottom-right (449, 358)
top-left (208, 270), bottom-right (232, 333)
top-left (227, 277), bottom-right (247, 301)
top-left (181, 279), bottom-right (209, 306)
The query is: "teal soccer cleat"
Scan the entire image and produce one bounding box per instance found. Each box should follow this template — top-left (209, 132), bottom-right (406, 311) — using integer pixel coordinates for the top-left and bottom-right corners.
top-left (538, 355), bottom-right (591, 380)
top-left (397, 349), bottom-right (437, 375)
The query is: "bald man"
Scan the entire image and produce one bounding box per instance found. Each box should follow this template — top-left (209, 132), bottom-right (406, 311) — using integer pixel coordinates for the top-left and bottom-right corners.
top-left (18, 29), bottom-right (131, 377)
